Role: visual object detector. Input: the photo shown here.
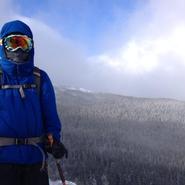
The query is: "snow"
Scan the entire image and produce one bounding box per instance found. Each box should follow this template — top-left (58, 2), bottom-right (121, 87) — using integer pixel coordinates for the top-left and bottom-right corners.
top-left (49, 179), bottom-right (77, 185)
top-left (66, 86), bottom-right (92, 93)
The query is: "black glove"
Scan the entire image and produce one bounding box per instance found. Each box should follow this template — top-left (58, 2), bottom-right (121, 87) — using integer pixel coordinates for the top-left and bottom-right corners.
top-left (52, 141), bottom-right (68, 159)
top-left (44, 136), bottom-right (68, 159)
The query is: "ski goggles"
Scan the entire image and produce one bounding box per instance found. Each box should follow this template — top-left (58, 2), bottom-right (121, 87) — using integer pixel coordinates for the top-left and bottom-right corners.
top-left (2, 34), bottom-right (33, 52)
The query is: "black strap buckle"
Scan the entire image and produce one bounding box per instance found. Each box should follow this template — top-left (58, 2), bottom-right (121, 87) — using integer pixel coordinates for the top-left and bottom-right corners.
top-left (15, 138), bottom-right (28, 145)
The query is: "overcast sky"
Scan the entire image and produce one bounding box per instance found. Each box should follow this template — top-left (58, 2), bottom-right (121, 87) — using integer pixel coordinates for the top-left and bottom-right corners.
top-left (1, 0), bottom-right (185, 100)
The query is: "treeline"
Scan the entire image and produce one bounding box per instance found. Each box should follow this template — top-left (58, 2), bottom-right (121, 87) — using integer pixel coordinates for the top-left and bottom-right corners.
top-left (48, 88), bottom-right (185, 185)
top-left (55, 88), bottom-right (185, 124)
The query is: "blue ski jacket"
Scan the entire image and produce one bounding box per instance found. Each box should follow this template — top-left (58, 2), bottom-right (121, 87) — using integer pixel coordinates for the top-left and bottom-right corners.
top-left (0, 20), bottom-right (61, 164)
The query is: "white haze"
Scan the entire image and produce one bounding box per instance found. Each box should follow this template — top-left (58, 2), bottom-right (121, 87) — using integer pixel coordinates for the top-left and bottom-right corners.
top-left (1, 0), bottom-right (185, 100)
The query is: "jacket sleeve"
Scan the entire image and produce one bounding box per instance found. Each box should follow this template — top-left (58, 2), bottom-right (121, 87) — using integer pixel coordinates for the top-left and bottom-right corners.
top-left (40, 70), bottom-right (61, 141)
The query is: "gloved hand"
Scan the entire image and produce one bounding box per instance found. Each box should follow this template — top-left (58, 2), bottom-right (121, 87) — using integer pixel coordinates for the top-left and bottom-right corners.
top-left (44, 135), bottom-right (68, 159)
top-left (52, 141), bottom-right (68, 159)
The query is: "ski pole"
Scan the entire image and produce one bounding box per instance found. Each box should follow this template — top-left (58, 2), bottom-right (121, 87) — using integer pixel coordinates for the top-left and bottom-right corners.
top-left (56, 159), bottom-right (67, 185)
top-left (47, 134), bottom-right (67, 185)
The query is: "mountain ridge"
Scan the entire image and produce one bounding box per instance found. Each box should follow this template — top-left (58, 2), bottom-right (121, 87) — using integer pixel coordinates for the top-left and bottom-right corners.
top-left (55, 86), bottom-right (185, 124)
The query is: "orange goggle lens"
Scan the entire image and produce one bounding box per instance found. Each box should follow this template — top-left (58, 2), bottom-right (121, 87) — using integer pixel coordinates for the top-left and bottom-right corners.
top-left (3, 34), bottom-right (33, 52)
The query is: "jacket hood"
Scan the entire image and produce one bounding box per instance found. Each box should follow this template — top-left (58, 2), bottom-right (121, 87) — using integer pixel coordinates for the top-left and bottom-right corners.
top-left (0, 20), bottom-right (34, 76)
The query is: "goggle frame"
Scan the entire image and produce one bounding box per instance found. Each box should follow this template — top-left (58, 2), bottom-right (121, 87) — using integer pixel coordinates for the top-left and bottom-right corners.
top-left (2, 34), bottom-right (33, 52)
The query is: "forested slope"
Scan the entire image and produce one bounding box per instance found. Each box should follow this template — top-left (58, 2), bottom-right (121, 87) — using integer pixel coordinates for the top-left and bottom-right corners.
top-left (48, 87), bottom-right (185, 185)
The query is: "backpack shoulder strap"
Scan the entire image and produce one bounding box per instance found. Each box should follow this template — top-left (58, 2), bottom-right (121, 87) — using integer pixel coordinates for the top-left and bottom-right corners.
top-left (0, 66), bottom-right (3, 85)
top-left (0, 66), bottom-right (41, 96)
top-left (33, 66), bottom-right (41, 96)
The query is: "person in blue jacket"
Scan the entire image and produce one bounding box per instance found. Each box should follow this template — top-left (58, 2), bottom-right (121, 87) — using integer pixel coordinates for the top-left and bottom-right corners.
top-left (0, 20), bottom-right (68, 185)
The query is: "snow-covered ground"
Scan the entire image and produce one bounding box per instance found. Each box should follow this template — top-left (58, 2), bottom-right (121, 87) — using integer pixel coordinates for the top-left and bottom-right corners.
top-left (49, 179), bottom-right (76, 185)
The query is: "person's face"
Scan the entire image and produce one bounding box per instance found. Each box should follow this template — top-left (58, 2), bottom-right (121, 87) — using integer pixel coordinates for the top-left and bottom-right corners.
top-left (3, 34), bottom-right (32, 64)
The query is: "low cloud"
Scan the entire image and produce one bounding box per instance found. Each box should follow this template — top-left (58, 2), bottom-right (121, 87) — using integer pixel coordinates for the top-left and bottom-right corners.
top-left (0, 5), bottom-right (90, 89)
top-left (1, 0), bottom-right (185, 100)
top-left (88, 0), bottom-right (185, 100)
